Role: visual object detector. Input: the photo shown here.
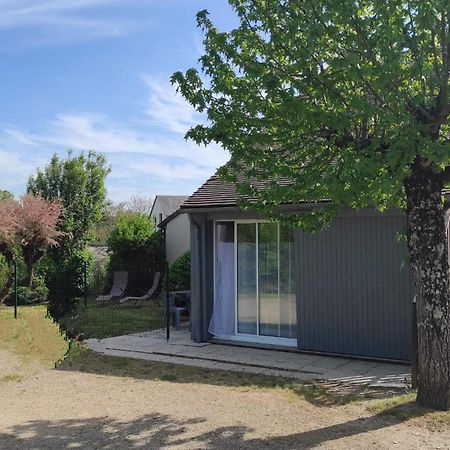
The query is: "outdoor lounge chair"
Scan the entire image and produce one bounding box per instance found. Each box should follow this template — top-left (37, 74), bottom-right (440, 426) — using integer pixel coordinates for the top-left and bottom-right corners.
top-left (94, 271), bottom-right (128, 305)
top-left (118, 272), bottom-right (161, 307)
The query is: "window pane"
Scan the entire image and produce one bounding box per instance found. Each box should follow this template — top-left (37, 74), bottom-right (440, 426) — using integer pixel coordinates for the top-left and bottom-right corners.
top-left (237, 223), bottom-right (257, 334)
top-left (258, 222), bottom-right (279, 336)
top-left (279, 225), bottom-right (296, 338)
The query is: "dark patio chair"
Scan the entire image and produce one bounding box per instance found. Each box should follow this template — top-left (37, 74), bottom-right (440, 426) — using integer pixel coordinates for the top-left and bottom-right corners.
top-left (161, 291), bottom-right (187, 330)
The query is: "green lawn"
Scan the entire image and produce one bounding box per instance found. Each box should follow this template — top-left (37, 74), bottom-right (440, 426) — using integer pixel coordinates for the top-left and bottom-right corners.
top-left (61, 298), bottom-right (166, 339)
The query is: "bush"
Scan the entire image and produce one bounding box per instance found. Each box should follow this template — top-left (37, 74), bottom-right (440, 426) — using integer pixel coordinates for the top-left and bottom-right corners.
top-left (41, 249), bottom-right (93, 318)
top-left (7, 274), bottom-right (49, 305)
top-left (14, 285), bottom-right (49, 305)
top-left (168, 252), bottom-right (190, 290)
top-left (107, 213), bottom-right (155, 253)
top-left (0, 254), bottom-right (10, 299)
top-left (107, 213), bottom-right (163, 295)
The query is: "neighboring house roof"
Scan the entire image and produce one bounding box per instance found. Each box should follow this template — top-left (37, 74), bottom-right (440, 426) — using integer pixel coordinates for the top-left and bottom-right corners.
top-left (181, 171), bottom-right (450, 210)
top-left (150, 195), bottom-right (188, 218)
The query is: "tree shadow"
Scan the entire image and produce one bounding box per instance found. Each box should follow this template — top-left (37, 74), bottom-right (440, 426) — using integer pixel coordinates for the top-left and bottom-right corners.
top-left (1, 402), bottom-right (429, 449)
top-left (59, 348), bottom-right (406, 407)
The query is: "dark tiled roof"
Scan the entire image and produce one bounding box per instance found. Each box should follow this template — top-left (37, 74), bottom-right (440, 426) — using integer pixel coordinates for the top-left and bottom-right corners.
top-left (181, 172), bottom-right (293, 209)
top-left (181, 174), bottom-right (238, 209)
top-left (182, 173), bottom-right (450, 210)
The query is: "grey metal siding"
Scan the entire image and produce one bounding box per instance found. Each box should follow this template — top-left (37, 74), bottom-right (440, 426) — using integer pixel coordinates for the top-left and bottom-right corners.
top-left (204, 220), bottom-right (215, 338)
top-left (189, 214), bottom-right (215, 342)
top-left (295, 211), bottom-right (413, 361)
top-left (189, 213), bottom-right (203, 342)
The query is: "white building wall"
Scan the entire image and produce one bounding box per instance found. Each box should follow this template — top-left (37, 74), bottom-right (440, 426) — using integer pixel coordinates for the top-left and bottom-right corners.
top-left (150, 196), bottom-right (190, 264)
top-left (166, 214), bottom-right (190, 263)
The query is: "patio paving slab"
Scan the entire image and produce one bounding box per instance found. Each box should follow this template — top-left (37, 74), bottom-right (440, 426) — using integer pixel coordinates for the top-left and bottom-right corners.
top-left (85, 328), bottom-right (411, 389)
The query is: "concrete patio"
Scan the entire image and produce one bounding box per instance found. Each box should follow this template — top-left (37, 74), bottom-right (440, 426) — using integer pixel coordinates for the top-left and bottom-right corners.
top-left (86, 327), bottom-right (411, 390)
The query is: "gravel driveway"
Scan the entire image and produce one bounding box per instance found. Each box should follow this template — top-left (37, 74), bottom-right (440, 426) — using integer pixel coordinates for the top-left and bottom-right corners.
top-left (1, 350), bottom-right (449, 450)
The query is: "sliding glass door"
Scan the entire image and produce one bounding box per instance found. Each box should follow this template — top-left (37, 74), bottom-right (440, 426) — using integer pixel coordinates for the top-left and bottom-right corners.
top-left (279, 226), bottom-right (296, 338)
top-left (258, 222), bottom-right (279, 337)
top-left (236, 222), bottom-right (296, 340)
top-left (237, 223), bottom-right (258, 334)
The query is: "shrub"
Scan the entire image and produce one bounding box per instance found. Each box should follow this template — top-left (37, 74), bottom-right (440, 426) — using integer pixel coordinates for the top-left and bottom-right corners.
top-left (42, 249), bottom-right (93, 318)
top-left (14, 285), bottom-right (49, 305)
top-left (107, 213), bottom-right (163, 295)
top-left (107, 213), bottom-right (155, 253)
top-left (0, 254), bottom-right (10, 299)
top-left (168, 251), bottom-right (191, 290)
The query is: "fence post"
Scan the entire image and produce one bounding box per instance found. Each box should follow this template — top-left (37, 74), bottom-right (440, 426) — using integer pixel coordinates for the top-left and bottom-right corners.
top-left (14, 260), bottom-right (18, 319)
top-left (166, 260), bottom-right (170, 341)
top-left (83, 260), bottom-right (87, 309)
top-left (97, 267), bottom-right (100, 297)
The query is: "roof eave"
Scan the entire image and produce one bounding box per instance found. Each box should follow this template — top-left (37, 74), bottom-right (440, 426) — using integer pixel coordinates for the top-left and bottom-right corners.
top-left (157, 208), bottom-right (181, 228)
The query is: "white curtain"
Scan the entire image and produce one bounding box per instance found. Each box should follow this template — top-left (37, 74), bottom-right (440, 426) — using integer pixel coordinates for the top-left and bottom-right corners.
top-left (209, 223), bottom-right (235, 336)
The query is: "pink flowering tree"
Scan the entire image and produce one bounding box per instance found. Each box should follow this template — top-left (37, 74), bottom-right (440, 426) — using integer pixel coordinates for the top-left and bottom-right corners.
top-left (0, 195), bottom-right (63, 289)
top-left (0, 199), bottom-right (19, 301)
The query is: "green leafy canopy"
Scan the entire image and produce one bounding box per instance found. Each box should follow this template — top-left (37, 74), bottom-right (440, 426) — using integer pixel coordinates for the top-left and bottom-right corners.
top-left (107, 213), bottom-right (163, 295)
top-left (27, 151), bottom-right (111, 253)
top-left (107, 213), bottom-right (156, 254)
top-left (172, 0), bottom-right (450, 228)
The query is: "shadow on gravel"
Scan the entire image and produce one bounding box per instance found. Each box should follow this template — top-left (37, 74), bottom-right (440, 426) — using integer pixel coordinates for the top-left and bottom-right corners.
top-left (58, 348), bottom-right (408, 407)
top-left (1, 404), bottom-right (427, 449)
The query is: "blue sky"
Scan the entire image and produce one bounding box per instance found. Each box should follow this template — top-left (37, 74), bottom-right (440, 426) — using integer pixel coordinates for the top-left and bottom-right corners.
top-left (0, 0), bottom-right (236, 202)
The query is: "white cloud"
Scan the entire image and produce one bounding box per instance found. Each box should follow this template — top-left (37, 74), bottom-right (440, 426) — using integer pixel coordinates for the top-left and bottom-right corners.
top-left (4, 129), bottom-right (39, 146)
top-left (0, 149), bottom-right (42, 190)
top-left (0, 0), bottom-right (132, 46)
top-left (7, 112), bottom-right (227, 168)
top-left (143, 75), bottom-right (206, 135)
top-left (1, 76), bottom-right (229, 200)
top-left (0, 0), bottom-right (120, 26)
top-left (127, 159), bottom-right (216, 180)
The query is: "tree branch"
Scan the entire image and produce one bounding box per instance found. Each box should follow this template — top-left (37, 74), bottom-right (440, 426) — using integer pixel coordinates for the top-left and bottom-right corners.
top-left (239, 9), bottom-right (351, 107)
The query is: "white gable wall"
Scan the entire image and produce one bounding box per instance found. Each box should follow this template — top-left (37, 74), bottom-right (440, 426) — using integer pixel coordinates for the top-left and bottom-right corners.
top-left (165, 213), bottom-right (190, 263)
top-left (150, 196), bottom-right (190, 263)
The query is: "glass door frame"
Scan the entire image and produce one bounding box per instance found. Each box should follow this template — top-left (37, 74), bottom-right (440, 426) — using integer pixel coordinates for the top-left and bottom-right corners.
top-left (212, 219), bottom-right (297, 347)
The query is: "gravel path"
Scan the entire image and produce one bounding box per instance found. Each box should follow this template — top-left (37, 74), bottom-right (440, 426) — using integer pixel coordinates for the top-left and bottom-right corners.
top-left (0, 352), bottom-right (449, 449)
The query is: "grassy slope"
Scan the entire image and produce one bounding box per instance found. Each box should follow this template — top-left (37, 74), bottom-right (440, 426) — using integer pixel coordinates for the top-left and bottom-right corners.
top-left (0, 305), bottom-right (68, 370)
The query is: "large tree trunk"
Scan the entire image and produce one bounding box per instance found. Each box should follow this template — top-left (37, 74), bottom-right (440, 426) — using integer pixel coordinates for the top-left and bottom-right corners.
top-left (405, 160), bottom-right (450, 410)
top-left (25, 262), bottom-right (34, 289)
